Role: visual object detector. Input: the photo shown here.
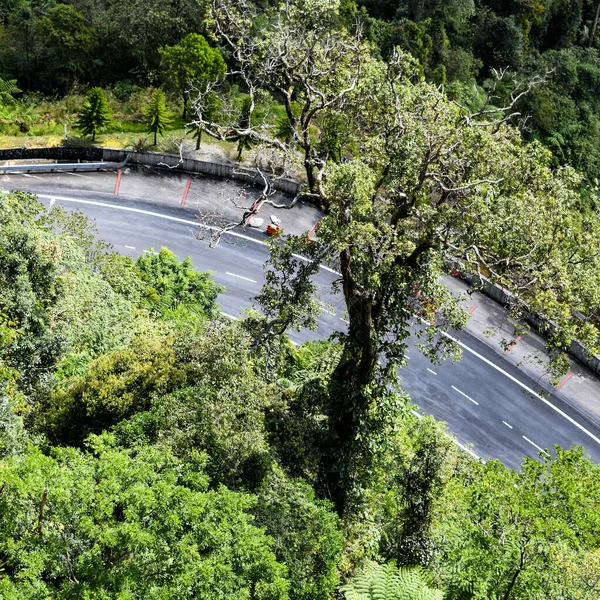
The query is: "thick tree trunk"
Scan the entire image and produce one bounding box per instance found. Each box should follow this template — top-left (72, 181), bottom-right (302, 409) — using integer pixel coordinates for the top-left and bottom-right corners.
top-left (590, 1), bottom-right (600, 48)
top-left (324, 249), bottom-right (380, 515)
top-left (153, 130), bottom-right (157, 146)
top-left (196, 127), bottom-right (201, 150)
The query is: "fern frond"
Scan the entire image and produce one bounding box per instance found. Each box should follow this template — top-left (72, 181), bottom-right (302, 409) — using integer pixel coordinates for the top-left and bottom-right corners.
top-left (341, 561), bottom-right (444, 600)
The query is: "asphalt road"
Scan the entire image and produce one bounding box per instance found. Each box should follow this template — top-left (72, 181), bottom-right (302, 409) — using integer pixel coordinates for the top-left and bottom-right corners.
top-left (29, 191), bottom-right (600, 469)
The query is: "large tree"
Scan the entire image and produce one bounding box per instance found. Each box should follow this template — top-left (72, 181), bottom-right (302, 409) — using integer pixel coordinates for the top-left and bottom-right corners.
top-left (159, 32), bottom-right (226, 120)
top-left (194, 0), bottom-right (600, 516)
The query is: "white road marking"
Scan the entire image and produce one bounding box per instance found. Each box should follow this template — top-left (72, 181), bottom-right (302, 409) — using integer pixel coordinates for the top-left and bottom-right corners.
top-left (220, 312), bottom-right (239, 320)
top-left (226, 272), bottom-right (257, 284)
top-left (339, 318), bottom-right (349, 324)
top-left (503, 421), bottom-right (513, 429)
top-left (412, 410), bottom-right (482, 460)
top-left (522, 436), bottom-right (550, 457)
top-left (451, 385), bottom-right (479, 406)
top-left (404, 353), bottom-right (410, 360)
top-left (427, 368), bottom-right (437, 376)
top-left (49, 197), bottom-right (56, 207)
top-left (20, 173), bottom-right (42, 179)
top-left (440, 330), bottom-right (600, 447)
top-left (64, 172), bottom-right (92, 179)
top-left (143, 249), bottom-right (158, 255)
top-left (124, 245), bottom-right (136, 249)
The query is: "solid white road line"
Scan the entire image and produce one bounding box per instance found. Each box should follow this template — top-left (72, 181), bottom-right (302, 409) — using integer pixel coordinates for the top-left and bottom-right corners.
top-left (412, 410), bottom-right (482, 460)
top-left (503, 421), bottom-right (513, 429)
top-left (522, 435), bottom-right (550, 457)
top-left (64, 172), bottom-right (92, 179)
top-left (451, 385), bottom-right (479, 406)
top-left (427, 368), bottom-right (437, 376)
top-left (226, 272), bottom-right (257, 284)
top-left (220, 312), bottom-right (239, 320)
top-left (36, 194), bottom-right (263, 245)
top-left (441, 330), bottom-right (600, 447)
top-left (34, 193), bottom-right (600, 450)
top-left (20, 173), bottom-right (42, 179)
top-left (339, 318), bottom-right (349, 324)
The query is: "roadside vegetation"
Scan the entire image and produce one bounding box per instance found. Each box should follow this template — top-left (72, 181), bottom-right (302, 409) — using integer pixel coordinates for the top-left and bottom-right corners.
top-left (2, 0), bottom-right (600, 598)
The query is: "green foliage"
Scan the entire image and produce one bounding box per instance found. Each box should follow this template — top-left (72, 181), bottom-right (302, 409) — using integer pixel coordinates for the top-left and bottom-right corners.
top-left (0, 191), bottom-right (65, 391)
top-left (254, 470), bottom-right (344, 600)
top-left (76, 87), bottom-right (111, 142)
top-left (38, 336), bottom-right (188, 445)
top-left (0, 436), bottom-right (290, 598)
top-left (148, 321), bottom-right (277, 487)
top-left (341, 561), bottom-right (444, 600)
top-left (35, 4), bottom-right (96, 91)
top-left (135, 247), bottom-right (224, 319)
top-left (0, 77), bottom-right (21, 104)
top-left (159, 33), bottom-right (226, 118)
top-left (143, 87), bottom-right (172, 145)
top-left (381, 417), bottom-right (455, 567)
top-left (432, 446), bottom-right (600, 599)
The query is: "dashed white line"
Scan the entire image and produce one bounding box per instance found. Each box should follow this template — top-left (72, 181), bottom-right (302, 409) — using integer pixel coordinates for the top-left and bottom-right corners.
top-left (503, 421), bottom-right (513, 429)
top-left (124, 245), bottom-right (136, 250)
top-left (19, 173), bottom-right (42, 179)
top-left (143, 249), bottom-right (158, 255)
top-left (440, 330), bottom-right (600, 447)
top-left (339, 318), bottom-right (349, 324)
top-left (404, 353), bottom-right (410, 360)
top-left (522, 436), bottom-right (550, 457)
top-left (427, 368), bottom-right (437, 376)
top-left (451, 385), bottom-right (479, 406)
top-left (226, 272), bottom-right (257, 284)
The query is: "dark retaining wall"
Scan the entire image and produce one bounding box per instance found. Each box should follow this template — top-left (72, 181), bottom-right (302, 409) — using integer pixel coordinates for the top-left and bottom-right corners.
top-left (0, 146), bottom-right (103, 162)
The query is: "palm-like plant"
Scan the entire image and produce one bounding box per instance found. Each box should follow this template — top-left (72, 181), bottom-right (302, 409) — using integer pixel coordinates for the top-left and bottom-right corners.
top-left (0, 77), bottom-right (21, 104)
top-left (341, 561), bottom-right (444, 600)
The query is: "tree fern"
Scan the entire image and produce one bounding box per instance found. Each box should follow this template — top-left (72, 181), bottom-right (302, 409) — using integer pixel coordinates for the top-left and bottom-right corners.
top-left (0, 77), bottom-right (21, 104)
top-left (341, 561), bottom-right (444, 600)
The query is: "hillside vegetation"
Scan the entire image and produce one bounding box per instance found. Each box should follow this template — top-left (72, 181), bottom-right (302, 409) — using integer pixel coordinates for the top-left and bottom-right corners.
top-left (2, 0), bottom-right (600, 598)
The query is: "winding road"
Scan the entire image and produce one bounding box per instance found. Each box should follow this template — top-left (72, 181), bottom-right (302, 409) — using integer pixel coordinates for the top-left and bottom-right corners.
top-left (21, 189), bottom-right (600, 470)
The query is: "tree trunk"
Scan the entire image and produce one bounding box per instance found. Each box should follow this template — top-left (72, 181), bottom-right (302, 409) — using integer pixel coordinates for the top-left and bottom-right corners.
top-left (92, 131), bottom-right (96, 142)
top-left (590, 1), bottom-right (600, 48)
top-left (153, 130), bottom-right (157, 146)
top-left (323, 249), bottom-right (380, 516)
top-left (182, 95), bottom-right (187, 121)
top-left (196, 127), bottom-right (201, 150)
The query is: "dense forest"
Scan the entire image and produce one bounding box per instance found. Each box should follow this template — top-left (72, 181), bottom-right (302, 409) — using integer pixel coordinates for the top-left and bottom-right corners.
top-left (2, 0), bottom-right (600, 598)
top-left (1, 0), bottom-right (600, 193)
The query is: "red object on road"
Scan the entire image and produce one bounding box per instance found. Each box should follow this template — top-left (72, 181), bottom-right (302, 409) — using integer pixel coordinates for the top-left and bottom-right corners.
top-left (266, 224), bottom-right (281, 235)
top-left (181, 178), bottom-right (192, 206)
top-left (114, 169), bottom-right (122, 196)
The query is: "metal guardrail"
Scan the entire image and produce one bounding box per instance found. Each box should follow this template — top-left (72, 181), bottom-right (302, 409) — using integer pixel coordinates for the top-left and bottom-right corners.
top-left (0, 153), bottom-right (130, 174)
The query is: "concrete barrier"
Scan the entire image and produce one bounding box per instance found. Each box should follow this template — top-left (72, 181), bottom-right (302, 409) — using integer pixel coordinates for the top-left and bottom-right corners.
top-left (100, 148), bottom-right (302, 196)
top-left (0, 146), bottom-right (103, 162)
top-left (459, 271), bottom-right (600, 377)
top-left (0, 146), bottom-right (302, 196)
